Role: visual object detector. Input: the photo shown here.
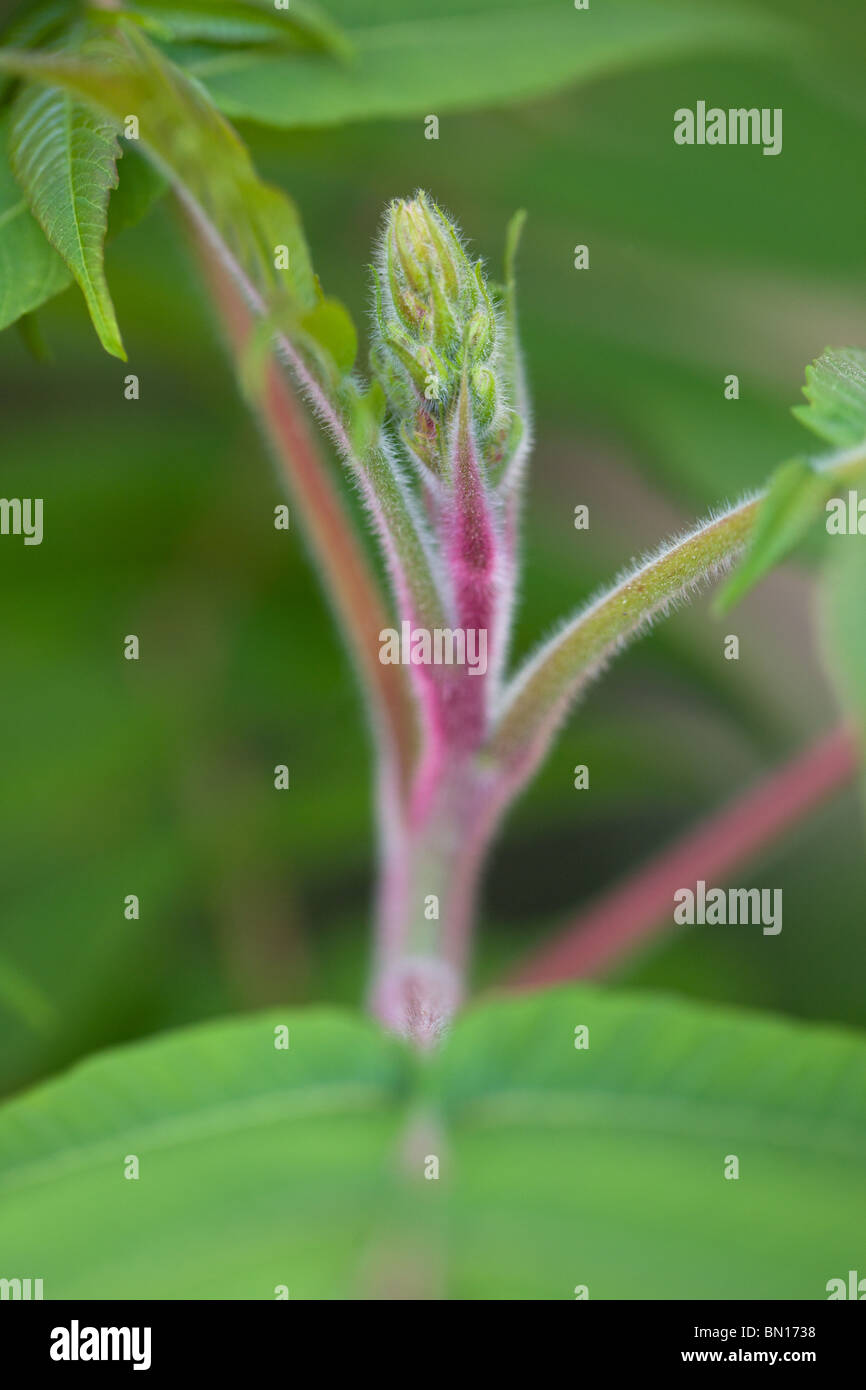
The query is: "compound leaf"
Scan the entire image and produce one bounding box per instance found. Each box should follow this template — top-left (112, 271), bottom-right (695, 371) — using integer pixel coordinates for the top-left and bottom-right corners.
top-left (9, 79), bottom-right (126, 359)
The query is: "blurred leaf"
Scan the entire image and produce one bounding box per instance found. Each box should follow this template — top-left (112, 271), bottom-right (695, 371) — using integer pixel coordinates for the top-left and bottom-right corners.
top-left (1, 0), bottom-right (74, 45)
top-left (716, 458), bottom-right (830, 612)
top-left (0, 957), bottom-right (56, 1035)
top-left (179, 0), bottom-right (788, 129)
top-left (502, 206), bottom-right (526, 287)
top-left (793, 346), bottom-right (866, 449)
top-left (299, 294), bottom-right (356, 374)
top-left (15, 307), bottom-right (52, 360)
top-left (2, 987), bottom-right (865, 1297)
top-left (123, 0), bottom-right (351, 58)
top-left (105, 139), bottom-right (168, 227)
top-left (9, 79), bottom-right (126, 359)
top-left (0, 1), bottom-right (74, 98)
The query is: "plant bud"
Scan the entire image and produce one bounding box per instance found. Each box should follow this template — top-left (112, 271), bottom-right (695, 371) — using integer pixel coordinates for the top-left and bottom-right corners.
top-left (371, 190), bottom-right (514, 479)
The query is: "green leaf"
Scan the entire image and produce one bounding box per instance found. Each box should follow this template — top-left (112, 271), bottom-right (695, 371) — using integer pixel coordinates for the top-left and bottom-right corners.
top-left (123, 0), bottom-right (351, 59)
top-left (440, 988), bottom-right (866, 1298)
top-left (793, 346), bottom-right (866, 449)
top-left (0, 2), bottom-right (75, 100)
top-left (0, 0), bottom-right (74, 46)
top-left (16, 309), bottom-right (53, 362)
top-left (715, 457), bottom-right (831, 613)
top-left (0, 110), bottom-right (166, 334)
top-left (300, 295), bottom-right (357, 374)
top-left (0, 1009), bottom-right (413, 1298)
top-left (105, 139), bottom-right (168, 229)
top-left (0, 112), bottom-right (71, 332)
top-left (176, 0), bottom-right (789, 129)
top-left (719, 348), bottom-right (866, 611)
top-left (2, 988), bottom-right (865, 1297)
top-left (0, 27), bottom-right (342, 362)
top-left (9, 80), bottom-right (126, 359)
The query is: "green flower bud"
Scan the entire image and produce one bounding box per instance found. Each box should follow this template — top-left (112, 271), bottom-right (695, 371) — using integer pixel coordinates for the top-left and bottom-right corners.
top-left (471, 367), bottom-right (497, 429)
top-left (371, 190), bottom-right (508, 478)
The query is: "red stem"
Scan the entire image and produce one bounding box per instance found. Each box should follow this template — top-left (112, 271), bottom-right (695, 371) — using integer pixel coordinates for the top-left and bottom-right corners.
top-left (194, 225), bottom-right (416, 793)
top-left (505, 724), bottom-right (859, 990)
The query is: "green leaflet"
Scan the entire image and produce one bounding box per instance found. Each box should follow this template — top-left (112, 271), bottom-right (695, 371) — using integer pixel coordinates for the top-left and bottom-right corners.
top-left (0, 111), bottom-right (72, 333)
top-left (9, 80), bottom-right (126, 359)
top-left (1, 987), bottom-right (864, 1298)
top-left (0, 108), bottom-right (165, 335)
top-left (0, 26), bottom-right (346, 370)
top-left (719, 349), bottom-right (866, 612)
top-left (715, 458), bottom-right (831, 613)
top-left (794, 346), bottom-right (866, 450)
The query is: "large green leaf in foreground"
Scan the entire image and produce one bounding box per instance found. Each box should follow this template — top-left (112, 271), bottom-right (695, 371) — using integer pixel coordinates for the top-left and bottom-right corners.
top-left (0, 988), bottom-right (863, 1299)
top-left (440, 989), bottom-right (866, 1298)
top-left (0, 1010), bottom-right (413, 1299)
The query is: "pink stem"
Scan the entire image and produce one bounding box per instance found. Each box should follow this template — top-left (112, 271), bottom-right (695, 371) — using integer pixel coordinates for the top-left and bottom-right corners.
top-left (196, 225), bottom-right (417, 795)
top-left (505, 724), bottom-right (859, 990)
top-left (371, 393), bottom-right (509, 1043)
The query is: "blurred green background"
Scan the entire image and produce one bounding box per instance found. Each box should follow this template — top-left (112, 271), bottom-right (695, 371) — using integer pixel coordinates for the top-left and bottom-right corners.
top-left (2, 0), bottom-right (865, 1103)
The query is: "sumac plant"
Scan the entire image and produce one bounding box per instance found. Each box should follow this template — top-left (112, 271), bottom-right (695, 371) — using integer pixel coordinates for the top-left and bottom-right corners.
top-left (2, 1), bottom-right (866, 1302)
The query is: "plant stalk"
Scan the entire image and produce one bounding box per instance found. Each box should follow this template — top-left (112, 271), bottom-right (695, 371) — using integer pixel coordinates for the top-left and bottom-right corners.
top-left (505, 723), bottom-right (858, 990)
top-left (370, 754), bottom-right (504, 1044)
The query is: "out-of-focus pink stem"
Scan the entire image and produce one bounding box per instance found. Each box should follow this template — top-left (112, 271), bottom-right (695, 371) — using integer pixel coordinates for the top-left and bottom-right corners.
top-left (195, 226), bottom-right (416, 794)
top-left (505, 724), bottom-right (859, 990)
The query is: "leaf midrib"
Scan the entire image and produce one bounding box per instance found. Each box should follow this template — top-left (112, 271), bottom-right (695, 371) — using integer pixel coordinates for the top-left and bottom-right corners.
top-left (449, 1087), bottom-right (866, 1161)
top-left (0, 1081), bottom-right (400, 1196)
top-left (58, 88), bottom-right (101, 309)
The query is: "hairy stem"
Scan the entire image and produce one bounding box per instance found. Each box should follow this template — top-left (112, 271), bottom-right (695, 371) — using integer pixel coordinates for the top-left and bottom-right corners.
top-left (505, 724), bottom-right (857, 990)
top-left (489, 446), bottom-right (866, 788)
top-left (370, 757), bottom-right (504, 1044)
top-left (197, 226), bottom-right (417, 794)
